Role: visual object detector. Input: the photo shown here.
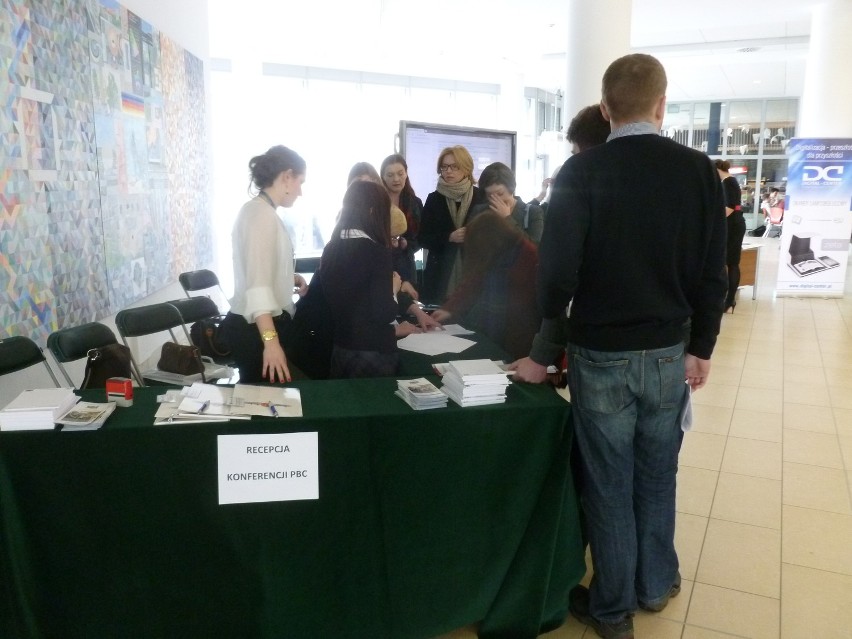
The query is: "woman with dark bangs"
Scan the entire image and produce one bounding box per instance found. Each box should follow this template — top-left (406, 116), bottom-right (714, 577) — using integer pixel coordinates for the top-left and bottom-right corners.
top-left (320, 180), bottom-right (402, 378)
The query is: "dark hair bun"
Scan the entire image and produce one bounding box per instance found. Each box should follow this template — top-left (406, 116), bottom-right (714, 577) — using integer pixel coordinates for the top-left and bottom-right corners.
top-left (249, 145), bottom-right (306, 190)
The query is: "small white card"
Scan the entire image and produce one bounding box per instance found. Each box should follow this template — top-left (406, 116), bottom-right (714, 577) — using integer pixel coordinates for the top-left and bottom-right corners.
top-left (217, 432), bottom-right (319, 505)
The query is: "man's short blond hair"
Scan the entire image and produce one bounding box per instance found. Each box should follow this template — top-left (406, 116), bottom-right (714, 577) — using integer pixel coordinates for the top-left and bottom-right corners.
top-left (601, 54), bottom-right (667, 123)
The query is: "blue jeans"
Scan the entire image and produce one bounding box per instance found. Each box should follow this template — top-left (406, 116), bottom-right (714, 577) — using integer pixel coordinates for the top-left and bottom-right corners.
top-left (567, 342), bottom-right (686, 623)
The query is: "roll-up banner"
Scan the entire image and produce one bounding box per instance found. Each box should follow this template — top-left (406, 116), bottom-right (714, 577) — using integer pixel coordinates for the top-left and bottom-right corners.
top-left (776, 138), bottom-right (852, 297)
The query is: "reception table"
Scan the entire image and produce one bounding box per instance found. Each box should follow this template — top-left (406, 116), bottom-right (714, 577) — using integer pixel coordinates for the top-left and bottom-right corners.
top-left (0, 367), bottom-right (583, 638)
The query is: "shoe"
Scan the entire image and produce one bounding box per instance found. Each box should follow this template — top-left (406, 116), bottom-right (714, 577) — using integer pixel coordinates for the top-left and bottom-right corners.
top-left (638, 572), bottom-right (682, 612)
top-left (724, 301), bottom-right (736, 313)
top-left (569, 585), bottom-right (634, 639)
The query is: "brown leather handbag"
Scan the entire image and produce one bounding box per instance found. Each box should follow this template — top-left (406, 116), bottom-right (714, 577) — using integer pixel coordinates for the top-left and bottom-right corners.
top-left (157, 342), bottom-right (206, 380)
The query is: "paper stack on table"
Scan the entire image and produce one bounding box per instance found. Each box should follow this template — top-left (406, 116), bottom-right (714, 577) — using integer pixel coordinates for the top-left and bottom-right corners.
top-left (395, 378), bottom-right (448, 410)
top-left (154, 383), bottom-right (303, 425)
top-left (57, 402), bottom-right (116, 431)
top-left (440, 359), bottom-right (511, 407)
top-left (0, 388), bottom-right (79, 431)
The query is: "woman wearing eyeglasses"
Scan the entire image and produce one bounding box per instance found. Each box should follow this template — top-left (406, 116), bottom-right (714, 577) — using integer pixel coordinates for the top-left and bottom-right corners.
top-left (419, 145), bottom-right (484, 304)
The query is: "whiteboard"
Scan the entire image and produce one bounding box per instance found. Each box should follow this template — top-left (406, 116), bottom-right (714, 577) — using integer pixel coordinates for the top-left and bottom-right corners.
top-left (398, 121), bottom-right (516, 202)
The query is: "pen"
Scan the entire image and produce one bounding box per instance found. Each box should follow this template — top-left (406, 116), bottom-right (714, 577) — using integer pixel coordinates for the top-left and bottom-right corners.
top-left (197, 400), bottom-right (210, 414)
top-left (269, 404), bottom-right (279, 418)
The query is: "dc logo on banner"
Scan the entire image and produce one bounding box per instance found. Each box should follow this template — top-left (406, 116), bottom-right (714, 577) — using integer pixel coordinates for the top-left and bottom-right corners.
top-left (802, 165), bottom-right (844, 182)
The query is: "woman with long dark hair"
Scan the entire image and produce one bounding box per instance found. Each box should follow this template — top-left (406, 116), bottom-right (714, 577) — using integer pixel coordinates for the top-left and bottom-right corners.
top-left (320, 180), bottom-right (401, 378)
top-left (220, 145), bottom-right (307, 383)
top-left (715, 159), bottom-right (745, 313)
top-left (381, 154), bottom-right (423, 283)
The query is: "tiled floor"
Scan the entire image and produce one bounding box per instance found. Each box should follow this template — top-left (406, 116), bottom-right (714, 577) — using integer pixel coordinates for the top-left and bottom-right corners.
top-left (437, 237), bottom-right (852, 639)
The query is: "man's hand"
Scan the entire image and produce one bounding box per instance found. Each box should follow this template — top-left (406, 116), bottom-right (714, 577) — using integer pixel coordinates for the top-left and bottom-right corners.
top-left (685, 354), bottom-right (711, 390)
top-left (507, 357), bottom-right (548, 384)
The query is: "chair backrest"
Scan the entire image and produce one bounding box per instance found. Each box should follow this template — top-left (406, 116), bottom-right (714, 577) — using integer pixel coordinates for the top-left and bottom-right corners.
top-left (178, 269), bottom-right (230, 314)
top-left (768, 206), bottom-right (784, 225)
top-left (115, 303), bottom-right (191, 385)
top-left (0, 336), bottom-right (61, 387)
top-left (168, 297), bottom-right (221, 325)
top-left (46, 322), bottom-right (119, 387)
top-left (179, 269), bottom-right (220, 294)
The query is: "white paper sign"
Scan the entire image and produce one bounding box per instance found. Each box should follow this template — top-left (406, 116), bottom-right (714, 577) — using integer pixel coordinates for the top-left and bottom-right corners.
top-left (217, 432), bottom-right (319, 505)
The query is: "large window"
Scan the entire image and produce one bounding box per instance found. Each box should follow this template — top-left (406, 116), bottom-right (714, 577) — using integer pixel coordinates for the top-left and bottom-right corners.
top-left (663, 98), bottom-right (798, 228)
top-left (209, 66), bottom-right (510, 293)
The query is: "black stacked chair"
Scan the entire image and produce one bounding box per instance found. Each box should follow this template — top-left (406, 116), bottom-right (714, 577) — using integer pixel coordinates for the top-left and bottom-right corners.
top-left (115, 302), bottom-right (194, 386)
top-left (0, 335), bottom-right (61, 387)
top-left (47, 322), bottom-right (125, 388)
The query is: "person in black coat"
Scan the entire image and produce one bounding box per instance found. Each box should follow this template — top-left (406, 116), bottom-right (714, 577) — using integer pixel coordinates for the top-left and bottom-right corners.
top-left (418, 145), bottom-right (484, 304)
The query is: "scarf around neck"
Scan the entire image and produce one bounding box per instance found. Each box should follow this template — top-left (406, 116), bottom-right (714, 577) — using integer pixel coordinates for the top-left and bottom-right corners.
top-left (436, 176), bottom-right (474, 228)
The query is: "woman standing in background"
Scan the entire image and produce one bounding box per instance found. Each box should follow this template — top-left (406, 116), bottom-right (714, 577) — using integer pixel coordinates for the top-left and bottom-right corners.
top-left (381, 154), bottom-right (423, 285)
top-left (715, 159), bottom-right (745, 313)
top-left (220, 145), bottom-right (307, 383)
top-left (418, 145), bottom-right (483, 304)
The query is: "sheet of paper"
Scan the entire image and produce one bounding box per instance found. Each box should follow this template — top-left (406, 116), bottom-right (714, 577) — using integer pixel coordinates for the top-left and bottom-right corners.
top-left (396, 333), bottom-right (475, 356)
top-left (438, 324), bottom-right (475, 336)
top-left (231, 385), bottom-right (303, 418)
top-left (179, 382), bottom-right (235, 416)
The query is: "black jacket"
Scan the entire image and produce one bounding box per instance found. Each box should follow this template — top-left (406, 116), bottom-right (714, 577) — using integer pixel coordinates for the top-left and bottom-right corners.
top-left (419, 186), bottom-right (484, 303)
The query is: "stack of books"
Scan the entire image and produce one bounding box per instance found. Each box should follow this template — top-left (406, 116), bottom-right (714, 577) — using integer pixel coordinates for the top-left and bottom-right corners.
top-left (440, 359), bottom-right (511, 407)
top-left (395, 378), bottom-right (448, 410)
top-left (0, 388), bottom-right (79, 431)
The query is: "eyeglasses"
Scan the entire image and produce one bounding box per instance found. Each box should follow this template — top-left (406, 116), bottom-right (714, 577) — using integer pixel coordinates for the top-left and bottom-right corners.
top-left (439, 164), bottom-right (460, 173)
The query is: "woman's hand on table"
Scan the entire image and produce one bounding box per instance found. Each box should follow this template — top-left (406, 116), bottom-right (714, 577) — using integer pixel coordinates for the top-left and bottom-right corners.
top-left (411, 306), bottom-right (443, 332)
top-left (263, 340), bottom-right (292, 383)
top-left (395, 321), bottom-right (422, 337)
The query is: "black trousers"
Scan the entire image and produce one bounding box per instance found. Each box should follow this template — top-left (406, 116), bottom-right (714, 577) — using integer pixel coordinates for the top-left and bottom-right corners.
top-left (219, 311), bottom-right (299, 383)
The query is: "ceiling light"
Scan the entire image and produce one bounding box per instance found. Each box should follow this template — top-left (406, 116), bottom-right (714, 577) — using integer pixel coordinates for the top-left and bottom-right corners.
top-left (737, 47), bottom-right (760, 53)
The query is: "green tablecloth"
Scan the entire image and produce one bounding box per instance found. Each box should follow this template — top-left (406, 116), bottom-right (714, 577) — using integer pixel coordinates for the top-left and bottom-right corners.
top-left (0, 376), bottom-right (583, 638)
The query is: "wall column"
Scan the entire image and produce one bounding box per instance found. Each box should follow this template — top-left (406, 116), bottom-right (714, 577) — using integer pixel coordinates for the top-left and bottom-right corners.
top-left (564, 1), bottom-right (632, 120)
top-left (798, 0), bottom-right (852, 137)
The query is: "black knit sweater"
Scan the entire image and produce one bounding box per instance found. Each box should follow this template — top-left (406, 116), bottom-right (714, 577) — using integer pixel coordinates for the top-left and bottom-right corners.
top-left (538, 134), bottom-right (727, 360)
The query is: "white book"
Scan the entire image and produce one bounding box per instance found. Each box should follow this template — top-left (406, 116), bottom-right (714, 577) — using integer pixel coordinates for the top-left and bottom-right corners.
top-left (0, 388), bottom-right (79, 431)
top-left (2, 388), bottom-right (77, 414)
top-left (441, 386), bottom-right (507, 407)
top-left (441, 375), bottom-right (508, 399)
top-left (448, 359), bottom-right (511, 384)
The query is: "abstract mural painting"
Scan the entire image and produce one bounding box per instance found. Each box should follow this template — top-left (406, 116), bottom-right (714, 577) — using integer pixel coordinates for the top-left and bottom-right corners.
top-left (0, 0), bottom-right (209, 343)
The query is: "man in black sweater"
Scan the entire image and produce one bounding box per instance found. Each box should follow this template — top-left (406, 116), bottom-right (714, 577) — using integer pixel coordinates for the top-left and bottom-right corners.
top-left (538, 54), bottom-right (727, 639)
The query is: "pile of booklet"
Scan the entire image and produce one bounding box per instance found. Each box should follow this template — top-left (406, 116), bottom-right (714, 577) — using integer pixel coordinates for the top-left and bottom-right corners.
top-left (56, 402), bottom-right (116, 431)
top-left (439, 359), bottom-right (511, 407)
top-left (395, 378), bottom-right (448, 410)
top-left (0, 387), bottom-right (79, 431)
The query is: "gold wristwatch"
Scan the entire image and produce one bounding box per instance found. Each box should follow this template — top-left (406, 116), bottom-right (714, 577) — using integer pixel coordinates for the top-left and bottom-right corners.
top-left (261, 330), bottom-right (278, 342)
